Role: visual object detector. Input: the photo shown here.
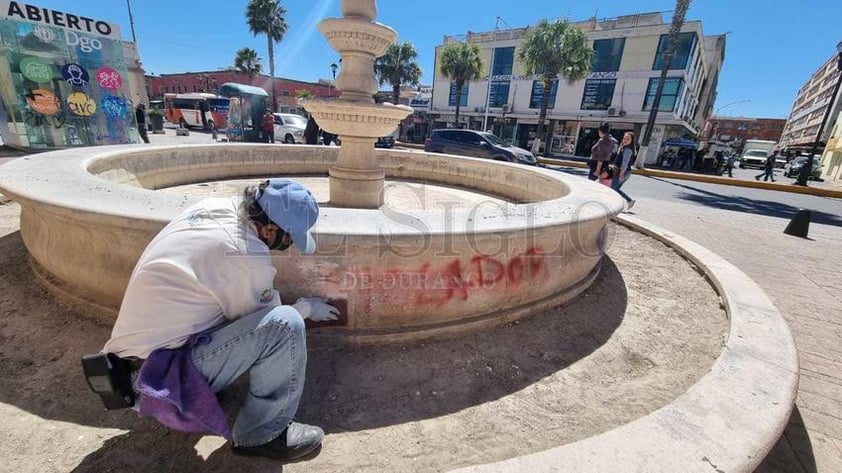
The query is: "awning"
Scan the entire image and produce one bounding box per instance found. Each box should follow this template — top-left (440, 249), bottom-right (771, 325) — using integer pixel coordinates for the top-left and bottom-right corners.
top-left (218, 82), bottom-right (269, 98)
top-left (662, 138), bottom-right (699, 149)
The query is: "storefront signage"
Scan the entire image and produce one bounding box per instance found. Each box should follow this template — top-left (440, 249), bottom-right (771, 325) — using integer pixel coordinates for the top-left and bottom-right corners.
top-left (67, 92), bottom-right (96, 116)
top-left (95, 66), bottom-right (122, 90)
top-left (101, 95), bottom-right (127, 118)
top-left (1, 1), bottom-right (121, 39)
top-left (20, 57), bottom-right (52, 82)
top-left (588, 71), bottom-right (618, 80)
top-left (61, 63), bottom-right (89, 86)
top-left (26, 88), bottom-right (59, 115)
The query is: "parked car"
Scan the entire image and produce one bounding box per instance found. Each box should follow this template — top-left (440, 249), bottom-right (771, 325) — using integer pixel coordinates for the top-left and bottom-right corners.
top-left (783, 156), bottom-right (822, 180)
top-left (774, 154), bottom-right (787, 168)
top-left (375, 134), bottom-right (395, 148)
top-left (272, 113), bottom-right (307, 144)
top-left (424, 129), bottom-right (537, 165)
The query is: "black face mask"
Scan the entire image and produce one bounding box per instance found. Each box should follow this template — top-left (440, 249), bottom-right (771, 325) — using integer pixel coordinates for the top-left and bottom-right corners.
top-left (267, 228), bottom-right (292, 251)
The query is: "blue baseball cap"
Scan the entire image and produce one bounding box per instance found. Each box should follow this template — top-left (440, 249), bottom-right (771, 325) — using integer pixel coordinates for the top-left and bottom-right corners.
top-left (255, 178), bottom-right (319, 254)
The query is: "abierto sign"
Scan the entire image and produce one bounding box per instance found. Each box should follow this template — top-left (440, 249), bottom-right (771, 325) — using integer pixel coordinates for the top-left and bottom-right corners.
top-left (0, 0), bottom-right (121, 39)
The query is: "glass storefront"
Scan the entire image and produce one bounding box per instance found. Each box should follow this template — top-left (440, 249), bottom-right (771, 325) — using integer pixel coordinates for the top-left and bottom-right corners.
top-left (0, 8), bottom-right (139, 148)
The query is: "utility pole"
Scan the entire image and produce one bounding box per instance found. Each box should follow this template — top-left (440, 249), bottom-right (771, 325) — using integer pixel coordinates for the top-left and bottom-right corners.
top-left (126, 0), bottom-right (137, 44)
top-left (637, 0), bottom-right (691, 169)
top-left (482, 16), bottom-right (505, 132)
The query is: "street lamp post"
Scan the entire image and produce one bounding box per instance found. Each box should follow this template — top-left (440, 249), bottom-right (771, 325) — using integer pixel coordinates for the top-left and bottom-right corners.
top-left (796, 41), bottom-right (842, 186)
top-left (330, 63), bottom-right (338, 98)
top-left (710, 99), bottom-right (752, 146)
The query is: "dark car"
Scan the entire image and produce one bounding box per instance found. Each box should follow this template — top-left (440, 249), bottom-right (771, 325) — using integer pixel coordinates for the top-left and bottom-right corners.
top-left (424, 129), bottom-right (537, 165)
top-left (375, 135), bottom-right (395, 148)
top-left (783, 156), bottom-right (822, 180)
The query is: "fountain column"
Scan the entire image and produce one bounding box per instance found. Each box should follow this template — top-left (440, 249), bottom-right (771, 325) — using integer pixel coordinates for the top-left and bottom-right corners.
top-left (302, 0), bottom-right (412, 208)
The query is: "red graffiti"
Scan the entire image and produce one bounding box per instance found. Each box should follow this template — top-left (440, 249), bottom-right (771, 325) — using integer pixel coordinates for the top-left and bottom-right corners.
top-left (414, 247), bottom-right (549, 307)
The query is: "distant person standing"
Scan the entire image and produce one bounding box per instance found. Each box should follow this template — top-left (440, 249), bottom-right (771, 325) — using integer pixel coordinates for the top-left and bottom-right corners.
top-left (755, 154), bottom-right (776, 182)
top-left (589, 122), bottom-right (617, 181)
top-left (303, 116), bottom-right (320, 145)
top-left (135, 104), bottom-right (149, 144)
top-left (261, 110), bottom-right (275, 143)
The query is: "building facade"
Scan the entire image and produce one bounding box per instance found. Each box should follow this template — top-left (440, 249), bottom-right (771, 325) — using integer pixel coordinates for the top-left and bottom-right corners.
top-left (820, 110), bottom-right (842, 183)
top-left (779, 53), bottom-right (842, 153)
top-left (430, 12), bottom-right (725, 161)
top-left (145, 71), bottom-right (333, 115)
top-left (701, 116), bottom-right (787, 151)
top-left (0, 0), bottom-right (147, 149)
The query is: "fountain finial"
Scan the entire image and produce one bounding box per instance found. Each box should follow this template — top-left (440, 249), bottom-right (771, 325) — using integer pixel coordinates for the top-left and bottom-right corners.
top-left (341, 0), bottom-right (376, 21)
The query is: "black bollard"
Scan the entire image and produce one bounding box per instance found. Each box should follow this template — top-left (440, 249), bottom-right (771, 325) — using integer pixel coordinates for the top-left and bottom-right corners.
top-left (784, 209), bottom-right (811, 238)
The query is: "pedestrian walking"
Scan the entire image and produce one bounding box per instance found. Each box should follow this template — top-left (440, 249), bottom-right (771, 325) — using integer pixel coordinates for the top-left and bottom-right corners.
top-left (135, 104), bottom-right (150, 144)
top-left (755, 154), bottom-right (776, 182)
top-left (725, 153), bottom-right (737, 177)
top-left (261, 110), bottom-right (275, 143)
top-left (611, 131), bottom-right (636, 210)
top-left (589, 122), bottom-right (617, 181)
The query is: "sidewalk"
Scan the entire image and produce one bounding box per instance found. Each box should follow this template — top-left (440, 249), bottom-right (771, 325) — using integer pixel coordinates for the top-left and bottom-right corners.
top-left (539, 157), bottom-right (842, 199)
top-left (627, 196), bottom-right (842, 472)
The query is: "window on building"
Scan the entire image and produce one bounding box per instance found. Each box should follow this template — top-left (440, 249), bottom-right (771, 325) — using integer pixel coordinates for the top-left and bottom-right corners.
top-left (592, 38), bottom-right (625, 72)
top-left (529, 80), bottom-right (558, 109)
top-left (581, 79), bottom-right (616, 110)
top-left (489, 81), bottom-right (510, 107)
top-left (491, 47), bottom-right (515, 77)
top-left (449, 81), bottom-right (469, 107)
top-left (282, 91), bottom-right (291, 97)
top-left (652, 32), bottom-right (697, 70)
top-left (160, 86), bottom-right (167, 94)
top-left (192, 85), bottom-right (197, 92)
top-left (643, 77), bottom-right (684, 112)
top-left (487, 47), bottom-right (515, 108)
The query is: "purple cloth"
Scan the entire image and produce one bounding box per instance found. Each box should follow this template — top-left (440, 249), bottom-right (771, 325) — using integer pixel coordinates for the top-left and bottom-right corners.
top-left (136, 334), bottom-right (232, 439)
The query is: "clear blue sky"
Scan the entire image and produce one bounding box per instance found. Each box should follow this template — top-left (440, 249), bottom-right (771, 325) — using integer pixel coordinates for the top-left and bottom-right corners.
top-left (26, 0), bottom-right (842, 118)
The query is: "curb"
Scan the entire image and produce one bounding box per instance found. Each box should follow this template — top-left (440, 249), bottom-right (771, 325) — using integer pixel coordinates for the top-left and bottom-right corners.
top-left (538, 157), bottom-right (842, 199)
top-left (454, 215), bottom-right (799, 473)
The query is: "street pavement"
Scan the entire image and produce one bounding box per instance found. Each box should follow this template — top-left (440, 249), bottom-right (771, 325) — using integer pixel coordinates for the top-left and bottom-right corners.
top-left (549, 164), bottom-right (842, 472)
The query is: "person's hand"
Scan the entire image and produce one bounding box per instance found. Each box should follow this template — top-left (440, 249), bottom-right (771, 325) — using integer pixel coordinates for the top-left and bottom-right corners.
top-left (292, 297), bottom-right (339, 322)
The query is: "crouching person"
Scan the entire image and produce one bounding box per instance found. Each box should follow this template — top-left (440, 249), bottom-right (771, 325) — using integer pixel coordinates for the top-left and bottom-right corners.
top-left (87, 178), bottom-right (339, 463)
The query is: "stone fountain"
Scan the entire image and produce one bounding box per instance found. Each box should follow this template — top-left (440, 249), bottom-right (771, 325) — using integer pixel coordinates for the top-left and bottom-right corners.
top-left (0, 0), bottom-right (626, 342)
top-left (302, 0), bottom-right (413, 208)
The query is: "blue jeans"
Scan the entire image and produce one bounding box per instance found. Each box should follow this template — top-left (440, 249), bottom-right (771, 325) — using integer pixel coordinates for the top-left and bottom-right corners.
top-left (611, 173), bottom-right (633, 203)
top-left (190, 305), bottom-right (307, 447)
top-left (756, 168), bottom-right (775, 181)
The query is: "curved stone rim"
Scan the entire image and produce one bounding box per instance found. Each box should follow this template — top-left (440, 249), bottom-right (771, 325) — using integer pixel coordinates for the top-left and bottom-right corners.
top-left (453, 215), bottom-right (800, 473)
top-left (0, 144), bottom-right (624, 234)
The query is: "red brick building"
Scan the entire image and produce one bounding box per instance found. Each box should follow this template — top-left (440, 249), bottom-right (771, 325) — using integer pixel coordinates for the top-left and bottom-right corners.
top-left (145, 71), bottom-right (333, 113)
top-left (701, 116), bottom-right (787, 145)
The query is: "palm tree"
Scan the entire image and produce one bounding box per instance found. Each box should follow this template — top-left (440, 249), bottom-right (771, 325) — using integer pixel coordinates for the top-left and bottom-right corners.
top-left (295, 89), bottom-right (314, 100)
top-left (638, 0), bottom-right (692, 169)
top-left (246, 0), bottom-right (288, 110)
top-left (439, 42), bottom-right (484, 127)
top-left (518, 18), bottom-right (593, 155)
top-left (375, 42), bottom-right (423, 105)
top-left (234, 48), bottom-right (263, 76)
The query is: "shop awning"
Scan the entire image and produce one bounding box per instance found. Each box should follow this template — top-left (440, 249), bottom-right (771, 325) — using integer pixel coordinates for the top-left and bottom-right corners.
top-left (218, 82), bottom-right (269, 98)
top-left (662, 138), bottom-right (699, 149)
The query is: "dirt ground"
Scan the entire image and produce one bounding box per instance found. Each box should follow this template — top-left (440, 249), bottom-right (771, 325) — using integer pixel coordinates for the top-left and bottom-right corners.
top-left (0, 199), bottom-right (727, 473)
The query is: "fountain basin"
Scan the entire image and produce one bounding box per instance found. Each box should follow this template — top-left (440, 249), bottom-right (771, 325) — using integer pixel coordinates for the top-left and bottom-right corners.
top-left (0, 144), bottom-right (623, 341)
